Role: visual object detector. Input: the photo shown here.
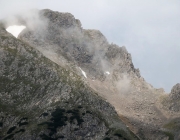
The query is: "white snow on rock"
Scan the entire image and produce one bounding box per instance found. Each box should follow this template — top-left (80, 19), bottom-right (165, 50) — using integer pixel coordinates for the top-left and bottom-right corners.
top-left (79, 67), bottom-right (87, 78)
top-left (105, 71), bottom-right (110, 75)
top-left (6, 25), bottom-right (26, 38)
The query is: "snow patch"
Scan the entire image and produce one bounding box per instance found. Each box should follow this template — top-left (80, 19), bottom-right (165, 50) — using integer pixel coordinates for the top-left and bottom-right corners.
top-left (105, 71), bottom-right (110, 75)
top-left (6, 25), bottom-right (26, 38)
top-left (79, 67), bottom-right (87, 78)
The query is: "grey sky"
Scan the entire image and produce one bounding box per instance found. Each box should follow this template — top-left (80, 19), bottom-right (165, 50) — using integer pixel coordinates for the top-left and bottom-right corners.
top-left (1, 0), bottom-right (180, 92)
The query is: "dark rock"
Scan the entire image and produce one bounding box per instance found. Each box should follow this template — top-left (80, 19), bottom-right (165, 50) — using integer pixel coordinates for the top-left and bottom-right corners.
top-left (170, 83), bottom-right (180, 100)
top-left (0, 16), bottom-right (138, 140)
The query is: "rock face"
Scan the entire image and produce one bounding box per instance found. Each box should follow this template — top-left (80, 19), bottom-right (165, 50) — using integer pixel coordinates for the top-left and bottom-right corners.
top-left (168, 83), bottom-right (180, 111)
top-left (0, 16), bottom-right (138, 140)
top-left (161, 83), bottom-right (180, 112)
top-left (15, 9), bottom-right (140, 82)
top-left (0, 9), bottom-right (180, 140)
top-left (170, 83), bottom-right (180, 100)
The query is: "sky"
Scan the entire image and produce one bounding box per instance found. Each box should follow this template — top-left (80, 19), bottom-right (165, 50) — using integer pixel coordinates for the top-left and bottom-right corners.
top-left (0, 0), bottom-right (180, 92)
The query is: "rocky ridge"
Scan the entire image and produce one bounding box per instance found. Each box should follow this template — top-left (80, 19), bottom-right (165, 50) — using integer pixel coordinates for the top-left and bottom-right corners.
top-left (0, 9), bottom-right (180, 140)
top-left (0, 23), bottom-right (138, 140)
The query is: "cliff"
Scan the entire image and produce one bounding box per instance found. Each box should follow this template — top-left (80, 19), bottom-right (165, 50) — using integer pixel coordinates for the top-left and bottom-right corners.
top-left (0, 9), bottom-right (180, 140)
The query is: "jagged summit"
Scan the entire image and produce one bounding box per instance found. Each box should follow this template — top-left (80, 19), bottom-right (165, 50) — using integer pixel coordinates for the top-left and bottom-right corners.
top-left (9, 9), bottom-right (140, 82)
top-left (0, 9), bottom-right (140, 140)
top-left (1, 9), bottom-right (180, 140)
top-left (162, 83), bottom-right (180, 113)
top-left (170, 83), bottom-right (180, 100)
top-left (41, 9), bottom-right (82, 28)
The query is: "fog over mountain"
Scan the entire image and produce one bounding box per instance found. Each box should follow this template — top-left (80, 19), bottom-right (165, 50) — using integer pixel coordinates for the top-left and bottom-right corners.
top-left (1, 5), bottom-right (180, 140)
top-left (1, 0), bottom-right (180, 92)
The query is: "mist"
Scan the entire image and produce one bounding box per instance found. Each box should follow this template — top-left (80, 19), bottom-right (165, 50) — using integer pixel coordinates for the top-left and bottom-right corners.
top-left (0, 0), bottom-right (180, 92)
top-left (116, 74), bottom-right (131, 94)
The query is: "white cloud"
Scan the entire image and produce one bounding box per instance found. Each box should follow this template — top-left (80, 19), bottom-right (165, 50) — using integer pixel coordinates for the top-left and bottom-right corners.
top-left (0, 0), bottom-right (180, 92)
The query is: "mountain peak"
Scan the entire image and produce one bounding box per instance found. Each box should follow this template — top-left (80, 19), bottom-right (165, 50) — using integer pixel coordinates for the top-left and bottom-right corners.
top-left (1, 9), bottom-right (179, 140)
top-left (170, 83), bottom-right (180, 100)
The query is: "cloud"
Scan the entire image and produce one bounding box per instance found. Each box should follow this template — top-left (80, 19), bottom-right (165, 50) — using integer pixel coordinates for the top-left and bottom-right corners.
top-left (0, 0), bottom-right (180, 92)
top-left (116, 74), bottom-right (131, 94)
top-left (0, 0), bottom-right (37, 19)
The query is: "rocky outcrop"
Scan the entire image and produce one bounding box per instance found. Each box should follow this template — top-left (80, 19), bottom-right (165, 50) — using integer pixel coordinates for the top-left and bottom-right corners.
top-left (158, 83), bottom-right (180, 140)
top-left (162, 83), bottom-right (180, 112)
top-left (1, 9), bottom-right (180, 140)
top-left (0, 23), bottom-right (138, 139)
top-left (170, 83), bottom-right (180, 101)
top-left (13, 9), bottom-right (140, 82)
top-left (168, 83), bottom-right (180, 112)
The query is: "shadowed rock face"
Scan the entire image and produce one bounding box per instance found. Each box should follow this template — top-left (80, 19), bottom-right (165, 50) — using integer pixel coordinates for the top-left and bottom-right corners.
top-left (170, 83), bottom-right (180, 100)
top-left (15, 9), bottom-right (140, 82)
top-left (0, 14), bottom-right (138, 140)
top-left (164, 83), bottom-right (180, 112)
top-left (1, 9), bottom-right (180, 140)
top-left (160, 83), bottom-right (180, 111)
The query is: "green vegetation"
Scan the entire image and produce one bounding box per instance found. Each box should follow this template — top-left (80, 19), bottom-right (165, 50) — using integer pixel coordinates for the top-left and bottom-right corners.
top-left (4, 134), bottom-right (14, 140)
top-left (0, 36), bottom-right (9, 40)
top-left (103, 137), bottom-right (111, 140)
top-left (19, 122), bottom-right (28, 127)
top-left (162, 118), bottom-right (180, 140)
top-left (7, 126), bottom-right (16, 134)
top-left (113, 129), bottom-right (129, 140)
top-left (163, 131), bottom-right (174, 140)
top-left (39, 107), bottom-right (84, 138)
top-left (163, 118), bottom-right (180, 130)
top-left (15, 129), bottom-right (25, 134)
top-left (4, 47), bottom-right (17, 56)
top-left (0, 122), bottom-right (3, 127)
top-left (41, 113), bottom-right (49, 117)
top-left (164, 121), bottom-right (177, 129)
top-left (0, 32), bottom-right (139, 140)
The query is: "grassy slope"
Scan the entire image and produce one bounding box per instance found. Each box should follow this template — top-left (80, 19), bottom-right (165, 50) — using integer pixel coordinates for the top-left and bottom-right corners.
top-left (0, 27), bottom-right (139, 140)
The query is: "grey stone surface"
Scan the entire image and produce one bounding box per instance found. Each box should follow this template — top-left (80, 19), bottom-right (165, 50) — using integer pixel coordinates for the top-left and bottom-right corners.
top-left (1, 9), bottom-right (180, 140)
top-left (0, 18), bottom-right (138, 140)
